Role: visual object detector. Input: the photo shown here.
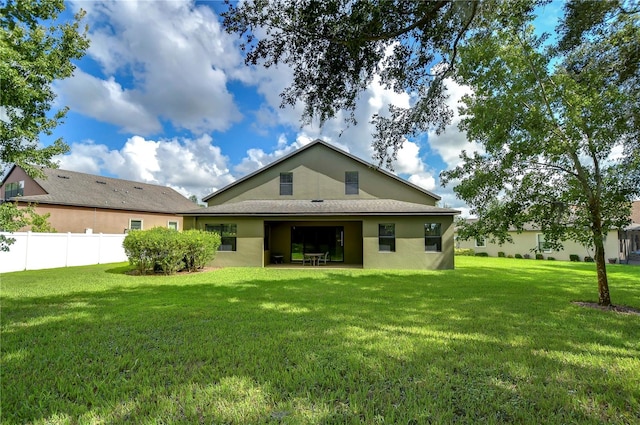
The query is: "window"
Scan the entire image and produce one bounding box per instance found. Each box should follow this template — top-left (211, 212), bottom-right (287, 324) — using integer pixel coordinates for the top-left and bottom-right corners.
top-left (168, 221), bottom-right (178, 230)
top-left (345, 171), bottom-right (359, 195)
top-left (280, 172), bottom-right (293, 195)
top-left (129, 219), bottom-right (143, 230)
top-left (425, 223), bottom-right (442, 252)
top-left (378, 224), bottom-right (396, 252)
top-left (4, 181), bottom-right (24, 199)
top-left (206, 224), bottom-right (237, 251)
top-left (537, 234), bottom-right (552, 253)
top-left (475, 236), bottom-right (486, 248)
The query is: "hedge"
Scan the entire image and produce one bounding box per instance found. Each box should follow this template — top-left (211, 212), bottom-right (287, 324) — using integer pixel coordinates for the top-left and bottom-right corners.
top-left (123, 227), bottom-right (221, 275)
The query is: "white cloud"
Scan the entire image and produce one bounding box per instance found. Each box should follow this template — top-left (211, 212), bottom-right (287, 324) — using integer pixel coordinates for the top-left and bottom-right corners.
top-left (62, 0), bottom-right (244, 135)
top-left (56, 135), bottom-right (234, 200)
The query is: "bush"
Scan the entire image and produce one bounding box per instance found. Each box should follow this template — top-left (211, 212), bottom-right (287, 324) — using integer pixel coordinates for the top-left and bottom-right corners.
top-left (584, 256), bottom-right (594, 263)
top-left (507, 254), bottom-right (514, 258)
top-left (183, 230), bottom-right (221, 271)
top-left (475, 252), bottom-right (489, 257)
top-left (569, 254), bottom-right (580, 262)
top-left (523, 254), bottom-right (531, 259)
top-left (535, 253), bottom-right (544, 260)
top-left (455, 248), bottom-right (475, 256)
top-left (123, 228), bottom-right (221, 275)
top-left (498, 251), bottom-right (506, 258)
top-left (514, 254), bottom-right (523, 259)
top-left (547, 257), bottom-right (555, 261)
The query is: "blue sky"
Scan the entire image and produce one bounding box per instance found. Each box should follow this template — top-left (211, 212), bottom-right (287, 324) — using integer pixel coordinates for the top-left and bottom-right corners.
top-left (43, 0), bottom-right (562, 214)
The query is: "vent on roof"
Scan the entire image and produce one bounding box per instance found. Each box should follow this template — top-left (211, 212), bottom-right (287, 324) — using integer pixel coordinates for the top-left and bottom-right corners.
top-left (96, 180), bottom-right (107, 184)
top-left (311, 199), bottom-right (324, 203)
top-left (57, 175), bottom-right (70, 179)
top-left (134, 186), bottom-right (143, 190)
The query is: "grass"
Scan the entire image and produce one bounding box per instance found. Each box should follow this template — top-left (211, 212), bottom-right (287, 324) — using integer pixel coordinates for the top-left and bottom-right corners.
top-left (1, 257), bottom-right (639, 424)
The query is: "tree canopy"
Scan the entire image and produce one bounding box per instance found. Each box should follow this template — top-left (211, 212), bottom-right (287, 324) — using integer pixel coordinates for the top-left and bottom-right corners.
top-left (0, 0), bottom-right (89, 178)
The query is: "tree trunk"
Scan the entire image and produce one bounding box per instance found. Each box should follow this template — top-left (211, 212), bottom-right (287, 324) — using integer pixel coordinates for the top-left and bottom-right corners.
top-left (593, 234), bottom-right (611, 306)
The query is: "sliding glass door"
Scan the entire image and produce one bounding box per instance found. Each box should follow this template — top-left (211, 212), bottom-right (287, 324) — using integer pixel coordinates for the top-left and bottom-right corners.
top-left (291, 226), bottom-right (344, 262)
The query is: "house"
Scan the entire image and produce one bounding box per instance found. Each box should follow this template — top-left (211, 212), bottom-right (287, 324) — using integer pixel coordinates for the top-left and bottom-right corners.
top-left (181, 139), bottom-right (460, 269)
top-left (619, 200), bottom-right (640, 264)
top-left (1, 165), bottom-right (197, 234)
top-left (455, 220), bottom-right (621, 262)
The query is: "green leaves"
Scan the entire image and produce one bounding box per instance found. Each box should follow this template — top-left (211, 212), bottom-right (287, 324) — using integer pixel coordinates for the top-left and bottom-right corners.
top-left (0, 0), bottom-right (89, 175)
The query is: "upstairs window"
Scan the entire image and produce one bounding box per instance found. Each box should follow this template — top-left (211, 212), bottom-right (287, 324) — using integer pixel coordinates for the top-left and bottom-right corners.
top-left (5, 181), bottom-right (24, 199)
top-left (537, 234), bottom-right (552, 253)
top-left (425, 223), bottom-right (442, 252)
top-left (345, 171), bottom-right (359, 195)
top-left (280, 172), bottom-right (293, 196)
top-left (129, 219), bottom-right (143, 230)
top-left (168, 221), bottom-right (178, 230)
top-left (206, 224), bottom-right (237, 251)
top-left (378, 223), bottom-right (396, 252)
top-left (475, 236), bottom-right (486, 248)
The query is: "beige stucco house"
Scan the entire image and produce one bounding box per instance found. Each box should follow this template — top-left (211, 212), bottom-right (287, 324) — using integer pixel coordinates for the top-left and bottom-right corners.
top-left (456, 221), bottom-right (622, 262)
top-left (1, 165), bottom-right (197, 234)
top-left (182, 140), bottom-right (460, 269)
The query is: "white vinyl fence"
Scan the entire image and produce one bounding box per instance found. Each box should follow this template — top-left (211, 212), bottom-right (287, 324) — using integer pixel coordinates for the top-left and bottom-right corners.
top-left (0, 232), bottom-right (127, 273)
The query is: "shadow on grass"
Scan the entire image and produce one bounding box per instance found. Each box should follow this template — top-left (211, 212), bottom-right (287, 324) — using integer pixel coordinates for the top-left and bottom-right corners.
top-left (2, 265), bottom-right (639, 424)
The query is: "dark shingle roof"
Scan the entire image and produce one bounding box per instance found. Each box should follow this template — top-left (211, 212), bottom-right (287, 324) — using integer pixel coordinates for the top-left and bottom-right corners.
top-left (181, 199), bottom-right (459, 216)
top-left (14, 168), bottom-right (197, 213)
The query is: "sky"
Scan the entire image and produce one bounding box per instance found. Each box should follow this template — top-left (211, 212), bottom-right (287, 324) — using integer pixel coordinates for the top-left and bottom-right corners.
top-left (41, 0), bottom-right (561, 215)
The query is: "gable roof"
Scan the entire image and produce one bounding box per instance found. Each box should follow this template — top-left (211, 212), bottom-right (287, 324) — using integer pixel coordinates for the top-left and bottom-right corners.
top-left (182, 199), bottom-right (459, 216)
top-left (4, 166), bottom-right (197, 213)
top-left (203, 139), bottom-right (441, 202)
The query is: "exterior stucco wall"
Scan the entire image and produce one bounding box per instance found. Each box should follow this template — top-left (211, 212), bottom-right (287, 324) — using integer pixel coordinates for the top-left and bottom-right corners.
top-left (363, 215), bottom-right (455, 270)
top-left (189, 217), bottom-right (264, 267)
top-left (13, 203), bottom-right (184, 234)
top-left (456, 230), bottom-right (620, 261)
top-left (207, 144), bottom-right (437, 206)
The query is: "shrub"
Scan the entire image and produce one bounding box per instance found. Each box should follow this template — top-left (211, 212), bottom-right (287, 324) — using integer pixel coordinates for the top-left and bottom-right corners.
top-left (569, 254), bottom-right (580, 262)
top-left (514, 254), bottom-right (523, 259)
top-left (475, 252), bottom-right (489, 257)
top-left (584, 256), bottom-right (594, 263)
top-left (507, 254), bottom-right (514, 258)
top-left (547, 257), bottom-right (555, 261)
top-left (535, 253), bottom-right (544, 260)
top-left (122, 230), bottom-right (156, 275)
top-left (455, 248), bottom-right (475, 256)
top-left (183, 230), bottom-right (220, 271)
top-left (523, 254), bottom-right (531, 259)
top-left (123, 228), bottom-right (221, 275)
top-left (498, 251), bottom-right (505, 258)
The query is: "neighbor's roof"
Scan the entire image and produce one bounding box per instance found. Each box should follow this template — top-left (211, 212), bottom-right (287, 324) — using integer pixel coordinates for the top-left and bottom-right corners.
top-left (181, 199), bottom-right (459, 216)
top-left (8, 167), bottom-right (196, 213)
top-left (202, 139), bottom-right (442, 202)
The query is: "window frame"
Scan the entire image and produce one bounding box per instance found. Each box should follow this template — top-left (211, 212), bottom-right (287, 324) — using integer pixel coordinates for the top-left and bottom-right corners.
top-left (424, 223), bottom-right (443, 252)
top-left (378, 223), bottom-right (396, 252)
top-left (129, 219), bottom-right (143, 231)
top-left (537, 233), bottom-right (552, 253)
top-left (168, 221), bottom-right (178, 230)
top-left (345, 171), bottom-right (359, 195)
top-left (206, 224), bottom-right (238, 252)
top-left (4, 181), bottom-right (24, 199)
top-left (280, 172), bottom-right (293, 196)
top-left (474, 236), bottom-right (486, 248)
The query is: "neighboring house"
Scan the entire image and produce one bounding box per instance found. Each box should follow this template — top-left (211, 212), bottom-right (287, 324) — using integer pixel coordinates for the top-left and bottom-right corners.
top-left (1, 165), bottom-right (197, 234)
top-left (620, 200), bottom-right (640, 264)
top-left (456, 220), bottom-right (621, 262)
top-left (181, 139), bottom-right (460, 269)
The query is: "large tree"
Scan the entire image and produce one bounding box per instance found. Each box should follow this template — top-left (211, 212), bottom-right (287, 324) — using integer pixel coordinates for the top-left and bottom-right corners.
top-left (1, 0), bottom-right (89, 178)
top-left (441, 2), bottom-right (640, 306)
top-left (1, 0), bottom-right (88, 250)
top-left (222, 0), bottom-right (539, 167)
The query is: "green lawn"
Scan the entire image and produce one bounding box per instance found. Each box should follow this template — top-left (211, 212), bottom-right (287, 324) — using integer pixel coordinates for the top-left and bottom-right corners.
top-left (1, 257), bottom-right (639, 424)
